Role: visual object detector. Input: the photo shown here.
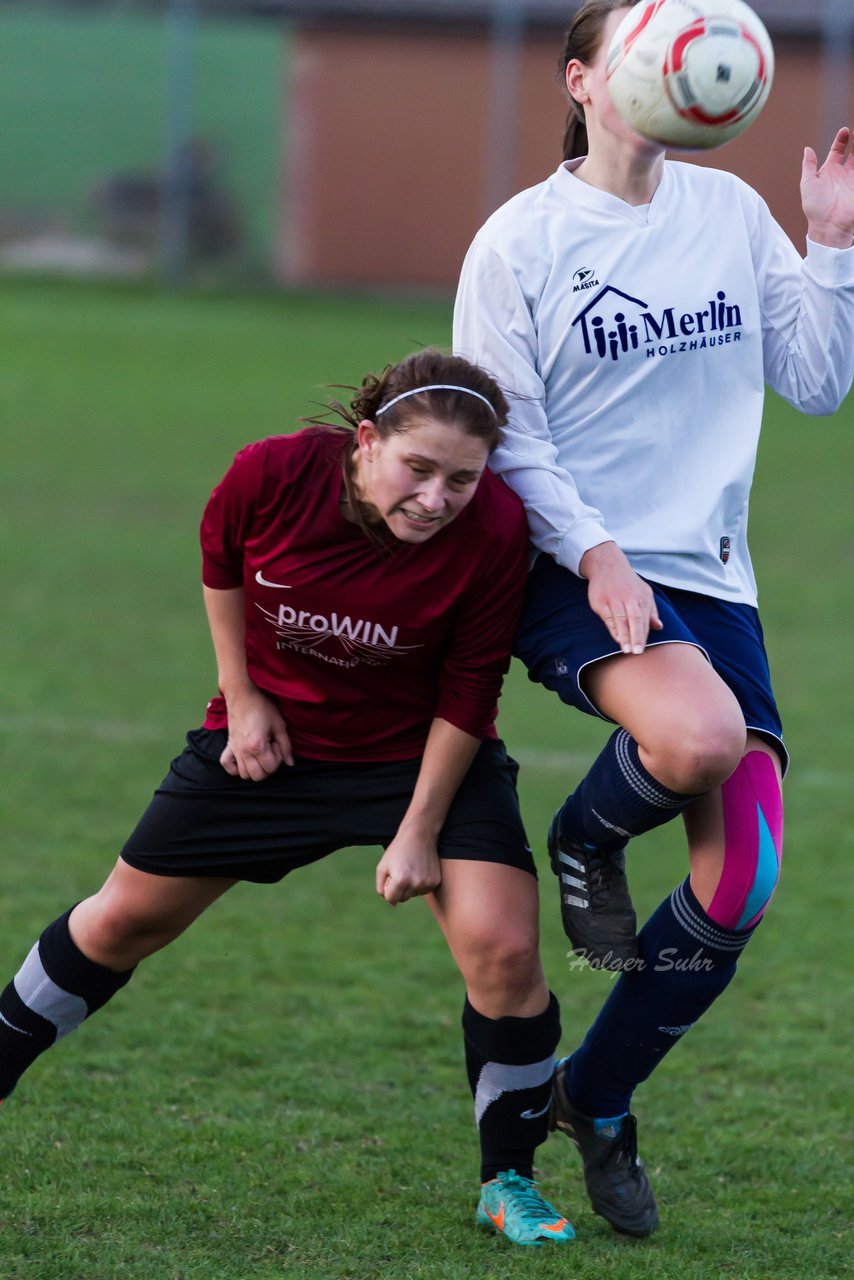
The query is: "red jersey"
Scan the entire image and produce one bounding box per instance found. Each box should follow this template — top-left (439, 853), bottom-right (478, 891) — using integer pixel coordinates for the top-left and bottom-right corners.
top-left (200, 428), bottom-right (530, 761)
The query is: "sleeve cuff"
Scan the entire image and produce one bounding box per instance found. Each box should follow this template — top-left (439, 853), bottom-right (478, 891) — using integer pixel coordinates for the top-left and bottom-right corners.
top-left (434, 702), bottom-right (496, 740)
top-left (202, 567), bottom-right (244, 590)
top-left (555, 521), bottom-right (616, 577)
top-left (805, 237), bottom-right (854, 287)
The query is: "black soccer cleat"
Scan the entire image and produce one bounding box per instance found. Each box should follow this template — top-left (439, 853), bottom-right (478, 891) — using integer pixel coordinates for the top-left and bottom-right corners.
top-left (547, 809), bottom-right (638, 966)
top-left (550, 1058), bottom-right (659, 1237)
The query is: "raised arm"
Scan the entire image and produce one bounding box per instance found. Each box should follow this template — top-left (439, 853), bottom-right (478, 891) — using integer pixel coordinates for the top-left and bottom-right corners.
top-left (754, 129), bottom-right (854, 413)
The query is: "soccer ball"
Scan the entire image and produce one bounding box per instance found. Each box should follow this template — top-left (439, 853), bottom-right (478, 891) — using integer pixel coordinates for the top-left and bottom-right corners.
top-left (606, 0), bottom-right (775, 150)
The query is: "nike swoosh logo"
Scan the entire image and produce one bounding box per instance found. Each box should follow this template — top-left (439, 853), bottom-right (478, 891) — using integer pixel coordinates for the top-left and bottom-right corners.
top-left (539, 1217), bottom-right (570, 1234)
top-left (520, 1101), bottom-right (552, 1120)
top-left (483, 1202), bottom-right (505, 1231)
top-left (255, 570), bottom-right (292, 589)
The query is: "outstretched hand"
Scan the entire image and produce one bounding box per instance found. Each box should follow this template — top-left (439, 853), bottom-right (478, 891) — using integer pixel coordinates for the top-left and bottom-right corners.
top-left (801, 127), bottom-right (854, 249)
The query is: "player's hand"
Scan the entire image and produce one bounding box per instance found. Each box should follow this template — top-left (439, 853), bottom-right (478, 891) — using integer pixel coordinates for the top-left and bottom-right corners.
top-left (802, 127), bottom-right (854, 248)
top-left (579, 541), bottom-right (663, 655)
top-left (219, 686), bottom-right (294, 780)
top-left (375, 826), bottom-right (442, 906)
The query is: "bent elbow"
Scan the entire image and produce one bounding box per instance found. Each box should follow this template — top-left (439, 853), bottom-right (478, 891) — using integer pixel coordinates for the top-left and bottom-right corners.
top-left (798, 387), bottom-right (849, 417)
top-left (780, 372), bottom-right (850, 417)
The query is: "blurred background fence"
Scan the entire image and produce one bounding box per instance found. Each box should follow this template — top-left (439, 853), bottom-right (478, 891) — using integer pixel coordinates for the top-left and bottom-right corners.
top-left (1, 0), bottom-right (851, 293)
top-left (0, 0), bottom-right (283, 286)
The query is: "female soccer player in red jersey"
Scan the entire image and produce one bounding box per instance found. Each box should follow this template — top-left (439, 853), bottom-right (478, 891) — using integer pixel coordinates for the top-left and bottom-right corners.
top-left (0, 349), bottom-right (575, 1247)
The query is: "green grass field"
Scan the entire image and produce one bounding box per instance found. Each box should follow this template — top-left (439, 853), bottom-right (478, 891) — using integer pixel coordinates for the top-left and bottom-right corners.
top-left (0, 278), bottom-right (852, 1279)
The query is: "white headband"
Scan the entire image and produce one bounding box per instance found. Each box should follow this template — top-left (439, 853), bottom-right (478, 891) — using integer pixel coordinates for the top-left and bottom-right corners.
top-left (375, 383), bottom-right (498, 419)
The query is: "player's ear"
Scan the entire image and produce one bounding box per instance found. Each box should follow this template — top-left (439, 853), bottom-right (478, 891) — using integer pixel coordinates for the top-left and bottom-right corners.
top-left (566, 60), bottom-right (589, 106)
top-left (356, 419), bottom-right (380, 459)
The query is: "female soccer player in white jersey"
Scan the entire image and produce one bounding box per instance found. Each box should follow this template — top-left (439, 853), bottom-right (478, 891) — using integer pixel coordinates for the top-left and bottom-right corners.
top-left (454, 0), bottom-right (854, 1238)
top-left (0, 350), bottom-right (576, 1248)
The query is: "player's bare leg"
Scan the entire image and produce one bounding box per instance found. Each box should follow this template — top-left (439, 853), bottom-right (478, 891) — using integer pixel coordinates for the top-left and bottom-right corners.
top-left (586, 641), bottom-right (746, 794)
top-left (426, 859), bottom-right (547, 1019)
top-left (70, 859), bottom-right (237, 970)
top-left (426, 861), bottom-right (574, 1245)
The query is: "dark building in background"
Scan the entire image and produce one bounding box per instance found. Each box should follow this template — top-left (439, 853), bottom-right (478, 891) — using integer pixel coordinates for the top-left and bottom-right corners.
top-left (249, 0), bottom-right (851, 290)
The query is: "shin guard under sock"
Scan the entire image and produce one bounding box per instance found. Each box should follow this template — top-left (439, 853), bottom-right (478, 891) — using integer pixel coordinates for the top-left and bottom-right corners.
top-left (463, 992), bottom-right (561, 1182)
top-left (561, 729), bottom-right (698, 852)
top-left (565, 878), bottom-right (756, 1118)
top-left (0, 908), bottom-right (134, 1100)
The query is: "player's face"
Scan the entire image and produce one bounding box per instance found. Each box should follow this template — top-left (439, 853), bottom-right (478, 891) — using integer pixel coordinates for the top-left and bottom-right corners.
top-left (567, 7), bottom-right (662, 152)
top-left (354, 415), bottom-right (490, 543)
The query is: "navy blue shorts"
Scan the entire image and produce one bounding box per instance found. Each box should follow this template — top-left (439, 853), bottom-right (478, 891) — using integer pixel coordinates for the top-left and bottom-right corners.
top-left (121, 729), bottom-right (535, 883)
top-left (513, 555), bottom-right (787, 772)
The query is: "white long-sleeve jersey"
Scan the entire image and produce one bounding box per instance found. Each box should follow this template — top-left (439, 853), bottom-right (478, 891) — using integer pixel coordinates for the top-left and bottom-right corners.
top-left (454, 159), bottom-right (854, 605)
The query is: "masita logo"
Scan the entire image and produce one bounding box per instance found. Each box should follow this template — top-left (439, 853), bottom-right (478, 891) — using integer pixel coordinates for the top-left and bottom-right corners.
top-left (572, 266), bottom-right (599, 293)
top-left (572, 284), bottom-right (744, 363)
top-left (255, 600), bottom-right (422, 668)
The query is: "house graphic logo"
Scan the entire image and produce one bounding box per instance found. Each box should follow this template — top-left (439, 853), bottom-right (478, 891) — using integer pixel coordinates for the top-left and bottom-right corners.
top-left (572, 284), bottom-right (744, 364)
top-left (573, 286), bottom-right (647, 361)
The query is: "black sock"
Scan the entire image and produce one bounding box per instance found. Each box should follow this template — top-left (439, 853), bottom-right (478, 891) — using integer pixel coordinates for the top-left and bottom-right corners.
top-left (0, 908), bottom-right (134, 1101)
top-left (0, 985), bottom-right (57, 1101)
top-left (565, 878), bottom-right (756, 1116)
top-left (561, 729), bottom-right (698, 851)
top-left (462, 992), bottom-right (561, 1182)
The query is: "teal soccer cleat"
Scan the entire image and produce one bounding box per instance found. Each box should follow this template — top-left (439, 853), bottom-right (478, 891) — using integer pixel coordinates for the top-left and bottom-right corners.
top-left (476, 1169), bottom-right (576, 1246)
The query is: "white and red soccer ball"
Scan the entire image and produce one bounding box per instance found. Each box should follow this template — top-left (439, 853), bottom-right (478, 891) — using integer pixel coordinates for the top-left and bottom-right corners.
top-left (606, 0), bottom-right (775, 150)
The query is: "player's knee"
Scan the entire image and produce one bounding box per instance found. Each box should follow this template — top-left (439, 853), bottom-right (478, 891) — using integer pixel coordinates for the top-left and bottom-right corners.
top-left (464, 930), bottom-right (542, 1002)
top-left (682, 722), bottom-right (746, 792)
top-left (76, 897), bottom-right (178, 968)
top-left (650, 716), bottom-right (746, 794)
top-left (706, 751), bottom-right (783, 931)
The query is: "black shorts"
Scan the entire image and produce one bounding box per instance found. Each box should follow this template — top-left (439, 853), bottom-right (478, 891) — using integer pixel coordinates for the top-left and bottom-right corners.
top-left (120, 729), bottom-right (535, 883)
